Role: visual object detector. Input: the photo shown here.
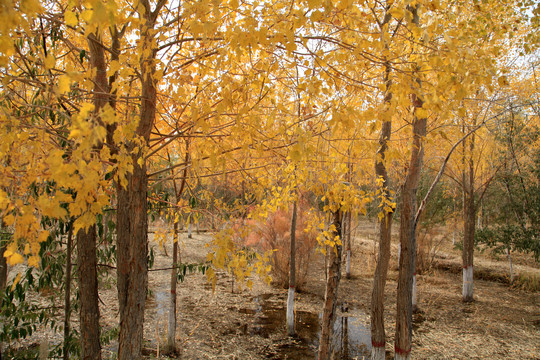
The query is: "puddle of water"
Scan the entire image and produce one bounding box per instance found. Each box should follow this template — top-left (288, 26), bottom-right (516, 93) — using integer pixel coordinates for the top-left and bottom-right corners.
top-left (241, 294), bottom-right (371, 359)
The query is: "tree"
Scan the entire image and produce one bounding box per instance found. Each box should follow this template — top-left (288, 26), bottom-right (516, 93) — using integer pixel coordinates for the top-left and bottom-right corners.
top-left (318, 208), bottom-right (342, 360)
top-left (370, 5), bottom-right (396, 359)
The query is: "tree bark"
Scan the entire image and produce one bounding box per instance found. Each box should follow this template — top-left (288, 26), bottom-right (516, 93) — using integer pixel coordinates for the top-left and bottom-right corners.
top-left (395, 6), bottom-right (426, 357)
top-left (167, 221), bottom-right (179, 351)
top-left (287, 201), bottom-right (298, 336)
top-left (371, 53), bottom-right (394, 360)
top-left (167, 145), bottom-right (189, 353)
top-left (344, 211), bottom-right (351, 279)
top-left (462, 133), bottom-right (476, 302)
top-left (63, 224), bottom-right (73, 360)
top-left (117, 163), bottom-right (149, 360)
top-left (318, 210), bottom-right (342, 360)
top-left (0, 222), bottom-right (7, 360)
top-left (77, 226), bottom-right (101, 360)
top-left (0, 233), bottom-right (7, 294)
top-left (74, 28), bottom-right (111, 360)
top-left (117, 3), bottom-right (159, 357)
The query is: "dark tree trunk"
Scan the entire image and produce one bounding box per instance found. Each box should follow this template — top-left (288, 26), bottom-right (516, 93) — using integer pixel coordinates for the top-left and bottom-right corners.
top-left (116, 3), bottom-right (160, 358)
top-left (63, 224), bottom-right (73, 360)
top-left (345, 211), bottom-right (352, 279)
top-left (117, 163), bottom-right (149, 360)
top-left (167, 148), bottom-right (188, 352)
top-left (395, 6), bottom-right (426, 357)
top-left (370, 54), bottom-right (394, 360)
top-left (462, 132), bottom-right (476, 302)
top-left (0, 234), bottom-right (7, 293)
top-left (167, 221), bottom-right (179, 351)
top-left (287, 201), bottom-right (298, 336)
top-left (0, 222), bottom-right (7, 360)
top-left (0, 222), bottom-right (6, 360)
top-left (318, 210), bottom-right (342, 360)
top-left (74, 29), bottom-right (111, 360)
top-left (77, 226), bottom-right (101, 360)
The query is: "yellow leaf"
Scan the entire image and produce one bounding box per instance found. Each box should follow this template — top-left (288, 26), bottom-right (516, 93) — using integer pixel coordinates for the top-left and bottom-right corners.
top-left (4, 213), bottom-right (15, 226)
top-left (11, 272), bottom-right (21, 290)
top-left (64, 10), bottom-right (78, 27)
top-left (37, 231), bottom-right (49, 243)
top-left (7, 252), bottom-right (24, 266)
top-left (44, 54), bottom-right (55, 69)
top-left (57, 74), bottom-right (71, 94)
top-left (28, 256), bottom-right (40, 268)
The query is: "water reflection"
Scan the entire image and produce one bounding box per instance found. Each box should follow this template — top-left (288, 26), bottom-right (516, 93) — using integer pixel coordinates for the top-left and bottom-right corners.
top-left (241, 294), bottom-right (371, 359)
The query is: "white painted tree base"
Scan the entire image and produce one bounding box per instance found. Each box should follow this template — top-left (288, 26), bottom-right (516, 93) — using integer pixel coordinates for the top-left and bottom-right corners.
top-left (395, 353), bottom-right (410, 360)
top-left (462, 266), bottom-right (473, 301)
top-left (371, 346), bottom-right (386, 360)
top-left (286, 287), bottom-right (295, 336)
top-left (167, 299), bottom-right (176, 349)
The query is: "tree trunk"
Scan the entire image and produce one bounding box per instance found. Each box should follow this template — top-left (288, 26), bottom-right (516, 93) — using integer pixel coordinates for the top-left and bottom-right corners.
top-left (117, 4), bottom-right (160, 358)
top-left (371, 31), bottom-right (394, 360)
top-left (287, 201), bottom-right (298, 336)
top-left (506, 248), bottom-right (513, 282)
top-left (462, 183), bottom-right (475, 302)
top-left (395, 6), bottom-right (426, 356)
top-left (0, 234), bottom-right (7, 293)
top-left (187, 221), bottom-right (192, 239)
top-left (318, 210), bottom-right (342, 360)
top-left (77, 226), bottom-right (101, 360)
top-left (63, 224), bottom-right (73, 360)
top-left (74, 29), bottom-right (111, 360)
top-left (412, 274), bottom-right (417, 312)
top-left (345, 211), bottom-right (352, 279)
top-left (371, 211), bottom-right (393, 359)
top-left (167, 221), bottom-right (179, 351)
top-left (370, 51), bottom-right (394, 359)
top-left (462, 130), bottom-right (476, 302)
top-left (117, 161), bottom-right (149, 360)
top-left (166, 145), bottom-right (189, 353)
top-left (0, 223), bottom-right (7, 360)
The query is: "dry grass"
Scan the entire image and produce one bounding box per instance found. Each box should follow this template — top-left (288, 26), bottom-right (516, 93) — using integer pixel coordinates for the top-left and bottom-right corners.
top-left (9, 218), bottom-right (538, 359)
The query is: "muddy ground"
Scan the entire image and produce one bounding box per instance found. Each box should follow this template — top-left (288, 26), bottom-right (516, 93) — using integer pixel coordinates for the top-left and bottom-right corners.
top-left (123, 220), bottom-right (540, 360)
top-left (6, 220), bottom-right (540, 359)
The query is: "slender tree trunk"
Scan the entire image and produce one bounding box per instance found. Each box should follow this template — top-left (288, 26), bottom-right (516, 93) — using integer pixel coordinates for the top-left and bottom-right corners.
top-left (0, 223), bottom-right (7, 360)
top-left (506, 248), bottom-right (514, 282)
top-left (63, 224), bottom-right (73, 360)
top-left (77, 226), bottom-right (101, 360)
top-left (187, 221), bottom-right (192, 239)
top-left (318, 210), bottom-right (342, 360)
top-left (167, 145), bottom-right (189, 352)
top-left (370, 40), bottom-right (394, 359)
top-left (167, 221), bottom-right (179, 351)
top-left (0, 231), bottom-right (7, 293)
top-left (287, 201), bottom-right (298, 336)
top-left (345, 211), bottom-right (352, 279)
top-left (412, 273), bottom-right (418, 312)
top-left (462, 131), bottom-right (476, 302)
top-left (395, 7), bottom-right (426, 357)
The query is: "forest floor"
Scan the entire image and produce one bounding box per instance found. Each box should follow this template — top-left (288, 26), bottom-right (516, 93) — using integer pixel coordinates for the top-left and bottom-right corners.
top-left (117, 220), bottom-right (540, 360)
top-left (6, 220), bottom-right (539, 359)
